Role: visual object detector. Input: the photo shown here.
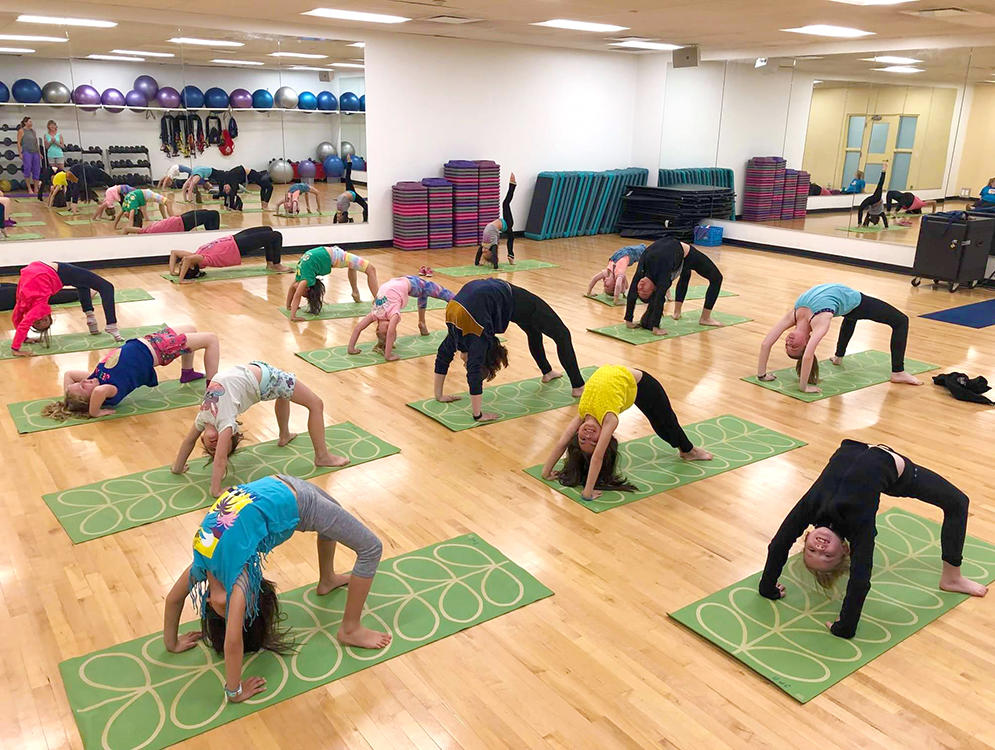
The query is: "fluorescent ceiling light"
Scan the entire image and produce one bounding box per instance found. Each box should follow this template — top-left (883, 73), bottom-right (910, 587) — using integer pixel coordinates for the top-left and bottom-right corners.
top-left (0, 47), bottom-right (35, 53)
top-left (169, 37), bottom-right (244, 47)
top-left (609, 40), bottom-right (680, 51)
top-left (862, 55), bottom-right (922, 64)
top-left (288, 65), bottom-right (328, 71)
top-left (302, 8), bottom-right (409, 23)
top-left (0, 33), bottom-right (68, 42)
top-left (211, 58), bottom-right (262, 65)
top-left (829, 0), bottom-right (914, 5)
top-left (782, 25), bottom-right (874, 38)
top-left (17, 14), bottom-right (116, 28)
top-left (331, 62), bottom-right (364, 68)
top-left (88, 54), bottom-right (144, 61)
top-left (874, 65), bottom-right (924, 73)
top-left (269, 51), bottom-right (327, 58)
top-left (113, 49), bottom-right (174, 58)
top-left (533, 19), bottom-right (629, 33)
top-left (348, 42), bottom-right (365, 48)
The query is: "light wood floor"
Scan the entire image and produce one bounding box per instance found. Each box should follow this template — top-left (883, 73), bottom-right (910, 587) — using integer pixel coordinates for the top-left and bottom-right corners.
top-left (2, 235), bottom-right (995, 749)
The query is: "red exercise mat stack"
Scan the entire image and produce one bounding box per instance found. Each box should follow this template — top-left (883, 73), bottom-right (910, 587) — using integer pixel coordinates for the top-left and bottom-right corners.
top-left (421, 178), bottom-right (454, 249)
top-left (392, 181), bottom-right (429, 251)
top-left (793, 170), bottom-right (810, 218)
top-left (781, 170), bottom-right (799, 220)
top-left (444, 160), bottom-right (480, 246)
top-left (476, 160), bottom-right (501, 243)
top-left (742, 156), bottom-right (787, 222)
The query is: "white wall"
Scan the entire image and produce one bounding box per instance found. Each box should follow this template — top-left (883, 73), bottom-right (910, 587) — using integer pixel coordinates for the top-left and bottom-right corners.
top-left (631, 54), bottom-right (668, 184)
top-left (659, 62), bottom-right (726, 169)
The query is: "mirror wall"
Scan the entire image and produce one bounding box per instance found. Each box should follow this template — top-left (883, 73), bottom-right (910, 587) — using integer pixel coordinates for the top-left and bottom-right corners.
top-left (0, 19), bottom-right (366, 243)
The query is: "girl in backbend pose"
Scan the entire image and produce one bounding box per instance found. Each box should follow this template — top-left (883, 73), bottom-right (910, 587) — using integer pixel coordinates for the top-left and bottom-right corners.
top-left (113, 188), bottom-right (171, 228)
top-left (886, 189), bottom-right (926, 216)
top-left (124, 209), bottom-right (220, 234)
top-left (333, 155), bottom-right (368, 223)
top-left (756, 282), bottom-right (922, 393)
top-left (162, 475), bottom-right (390, 704)
top-left (475, 173), bottom-right (517, 268)
top-left (285, 246), bottom-right (379, 319)
top-left (168, 227), bottom-right (290, 279)
top-left (586, 243), bottom-right (646, 304)
top-left (347, 275), bottom-right (456, 360)
top-left (857, 163), bottom-right (888, 228)
top-left (540, 364), bottom-right (712, 501)
top-left (759, 440), bottom-right (986, 638)
top-left (93, 184), bottom-right (132, 221)
top-left (279, 182), bottom-right (321, 217)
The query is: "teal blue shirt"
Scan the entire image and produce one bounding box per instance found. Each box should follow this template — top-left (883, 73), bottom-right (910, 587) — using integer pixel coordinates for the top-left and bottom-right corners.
top-left (795, 283), bottom-right (862, 317)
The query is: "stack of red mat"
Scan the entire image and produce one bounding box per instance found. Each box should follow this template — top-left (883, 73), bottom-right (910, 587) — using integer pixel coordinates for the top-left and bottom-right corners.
top-left (421, 178), bottom-right (454, 249)
top-left (444, 160), bottom-right (480, 246)
top-left (392, 181), bottom-right (429, 251)
top-left (475, 160), bottom-right (501, 243)
top-left (742, 156), bottom-right (787, 222)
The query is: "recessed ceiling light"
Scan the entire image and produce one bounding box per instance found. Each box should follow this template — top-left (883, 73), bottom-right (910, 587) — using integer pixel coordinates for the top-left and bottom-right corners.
top-left (88, 54), bottom-right (144, 61)
top-left (0, 33), bottom-right (68, 42)
top-left (533, 19), bottom-right (629, 33)
top-left (609, 40), bottom-right (680, 51)
top-left (17, 14), bottom-right (116, 28)
top-left (112, 49), bottom-right (175, 58)
top-left (169, 37), bottom-right (244, 47)
top-left (782, 25), bottom-right (875, 38)
top-left (302, 8), bottom-right (409, 23)
top-left (0, 47), bottom-right (35, 54)
top-left (330, 62), bottom-right (364, 68)
top-left (829, 0), bottom-right (914, 5)
top-left (288, 65), bottom-right (329, 71)
top-left (873, 65), bottom-right (924, 73)
top-left (862, 55), bottom-right (922, 64)
top-left (813, 80), bottom-right (824, 84)
top-left (210, 58), bottom-right (263, 65)
top-left (348, 42), bottom-right (365, 48)
top-left (797, 56), bottom-right (824, 60)
top-left (270, 51), bottom-right (327, 59)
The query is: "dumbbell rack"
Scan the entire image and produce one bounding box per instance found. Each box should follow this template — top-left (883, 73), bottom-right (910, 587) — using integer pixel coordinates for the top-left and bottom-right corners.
top-left (63, 144), bottom-right (105, 170)
top-left (0, 121), bottom-right (28, 189)
top-left (107, 145), bottom-right (152, 188)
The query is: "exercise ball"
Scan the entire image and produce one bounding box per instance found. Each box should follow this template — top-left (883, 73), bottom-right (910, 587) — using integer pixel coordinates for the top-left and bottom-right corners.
top-left (340, 141), bottom-right (355, 159)
top-left (133, 75), bottom-right (158, 101)
top-left (315, 141), bottom-right (336, 162)
top-left (360, 94), bottom-right (365, 111)
top-left (229, 88), bottom-right (252, 109)
top-left (298, 91), bottom-right (317, 111)
top-left (0, 82), bottom-right (8, 103)
top-left (268, 158), bottom-right (293, 183)
top-left (73, 84), bottom-right (101, 111)
top-left (157, 86), bottom-right (181, 109)
top-left (316, 91), bottom-right (337, 111)
top-left (12, 79), bottom-right (42, 104)
top-left (323, 155), bottom-right (344, 179)
top-left (42, 81), bottom-right (71, 104)
top-left (101, 88), bottom-right (126, 113)
top-left (180, 85), bottom-right (205, 109)
top-left (252, 89), bottom-right (273, 109)
top-left (339, 91), bottom-right (360, 111)
top-left (298, 159), bottom-right (316, 179)
top-left (204, 87), bottom-right (228, 109)
top-left (125, 89), bottom-right (147, 112)
top-left (352, 156), bottom-right (366, 171)
top-left (274, 86), bottom-right (298, 109)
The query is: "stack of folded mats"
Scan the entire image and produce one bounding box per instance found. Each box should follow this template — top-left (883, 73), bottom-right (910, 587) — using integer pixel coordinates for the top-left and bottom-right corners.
top-left (781, 171), bottom-right (799, 220)
top-left (791, 169), bottom-right (810, 218)
top-left (444, 160), bottom-right (480, 246)
top-left (421, 178), bottom-right (454, 249)
top-left (616, 184), bottom-right (736, 241)
top-left (524, 167), bottom-right (648, 241)
top-left (391, 181), bottom-right (429, 251)
top-left (742, 156), bottom-right (787, 222)
top-left (476, 160), bottom-right (501, 242)
top-left (658, 167), bottom-right (736, 220)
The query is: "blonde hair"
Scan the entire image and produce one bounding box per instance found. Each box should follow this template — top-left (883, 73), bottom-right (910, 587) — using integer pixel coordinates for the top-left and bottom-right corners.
top-left (47, 120), bottom-right (57, 129)
top-left (41, 393), bottom-right (92, 421)
top-left (795, 357), bottom-right (819, 385)
top-left (803, 530), bottom-right (850, 590)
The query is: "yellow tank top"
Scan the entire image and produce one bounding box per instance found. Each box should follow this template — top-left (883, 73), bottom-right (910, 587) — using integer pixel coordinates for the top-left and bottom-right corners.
top-left (578, 365), bottom-right (637, 423)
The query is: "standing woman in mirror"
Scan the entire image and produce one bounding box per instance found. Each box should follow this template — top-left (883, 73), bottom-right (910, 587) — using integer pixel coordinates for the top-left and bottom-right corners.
top-left (286, 246), bottom-right (379, 319)
top-left (16, 117), bottom-right (41, 197)
top-left (332, 155), bottom-right (367, 223)
top-left (43, 121), bottom-right (66, 171)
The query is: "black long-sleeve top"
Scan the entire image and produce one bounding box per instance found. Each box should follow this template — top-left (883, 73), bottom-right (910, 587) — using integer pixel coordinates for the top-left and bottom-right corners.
top-left (624, 237), bottom-right (684, 330)
top-left (434, 279), bottom-right (513, 395)
top-left (758, 440), bottom-right (899, 638)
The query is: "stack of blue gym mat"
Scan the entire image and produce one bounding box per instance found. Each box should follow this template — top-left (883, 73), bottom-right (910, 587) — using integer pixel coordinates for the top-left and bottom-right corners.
top-left (616, 184), bottom-right (736, 241)
top-left (658, 168), bottom-right (736, 220)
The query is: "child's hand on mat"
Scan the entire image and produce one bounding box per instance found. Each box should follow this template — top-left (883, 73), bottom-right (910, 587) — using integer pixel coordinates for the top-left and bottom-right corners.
top-left (210, 483), bottom-right (223, 498)
top-left (385, 353), bottom-right (400, 361)
top-left (168, 631), bottom-right (203, 653)
top-left (172, 463), bottom-right (190, 475)
top-left (347, 347), bottom-right (362, 355)
top-left (773, 582), bottom-right (786, 598)
top-left (95, 409), bottom-right (115, 417)
top-left (757, 373), bottom-right (776, 382)
top-left (581, 490), bottom-right (602, 502)
top-left (825, 621), bottom-right (839, 632)
top-left (436, 394), bottom-right (462, 403)
top-left (802, 385), bottom-right (822, 394)
top-left (10, 348), bottom-right (33, 357)
top-left (230, 676), bottom-right (267, 703)
top-left (542, 469), bottom-right (560, 480)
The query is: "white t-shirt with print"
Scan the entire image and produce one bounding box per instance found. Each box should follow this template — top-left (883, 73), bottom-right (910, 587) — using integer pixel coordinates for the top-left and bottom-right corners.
top-left (195, 364), bottom-right (261, 433)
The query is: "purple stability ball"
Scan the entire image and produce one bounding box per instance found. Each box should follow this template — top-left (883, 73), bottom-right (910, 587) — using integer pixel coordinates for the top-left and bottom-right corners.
top-left (157, 86), bottom-right (181, 109)
top-left (73, 84), bottom-right (101, 111)
top-left (134, 75), bottom-right (158, 101)
top-left (125, 89), bottom-right (148, 112)
top-left (298, 159), bottom-right (316, 179)
top-left (229, 88), bottom-right (252, 109)
top-left (101, 88), bottom-right (126, 113)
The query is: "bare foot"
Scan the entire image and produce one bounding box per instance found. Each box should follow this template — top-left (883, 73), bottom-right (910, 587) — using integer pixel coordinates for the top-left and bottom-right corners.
top-left (337, 625), bottom-right (392, 650)
top-left (316, 573), bottom-right (350, 596)
top-left (315, 452), bottom-right (350, 468)
top-left (351, 291), bottom-right (361, 303)
top-left (269, 264), bottom-right (293, 273)
top-left (541, 370), bottom-right (563, 383)
top-left (571, 386), bottom-right (584, 398)
top-left (680, 446), bottom-right (713, 461)
top-left (510, 172), bottom-right (516, 184)
top-left (831, 356), bottom-right (843, 366)
top-left (672, 312), bottom-right (682, 320)
top-left (508, 257), bottom-right (516, 265)
top-left (940, 574), bottom-right (988, 597)
top-left (418, 322), bottom-right (429, 336)
top-left (277, 432), bottom-right (297, 447)
top-left (699, 316), bottom-right (724, 327)
top-left (890, 371), bottom-right (923, 386)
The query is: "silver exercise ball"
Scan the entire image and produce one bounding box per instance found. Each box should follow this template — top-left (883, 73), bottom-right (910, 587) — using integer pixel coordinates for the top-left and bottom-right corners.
top-left (315, 141), bottom-right (337, 163)
top-left (274, 86), bottom-right (298, 109)
top-left (268, 158), bottom-right (294, 184)
top-left (42, 81), bottom-right (72, 104)
top-left (340, 141), bottom-right (355, 159)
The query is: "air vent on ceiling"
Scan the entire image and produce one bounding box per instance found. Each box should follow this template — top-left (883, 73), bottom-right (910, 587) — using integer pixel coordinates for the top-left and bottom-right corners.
top-left (911, 7), bottom-right (970, 18)
top-left (424, 15), bottom-right (482, 24)
top-left (903, 7), bottom-right (995, 26)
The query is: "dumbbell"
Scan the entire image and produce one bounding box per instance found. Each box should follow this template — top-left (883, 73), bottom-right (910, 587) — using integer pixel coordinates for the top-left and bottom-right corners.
top-left (3, 150), bottom-right (14, 160)
top-left (6, 164), bottom-right (19, 175)
top-left (1, 137), bottom-right (12, 146)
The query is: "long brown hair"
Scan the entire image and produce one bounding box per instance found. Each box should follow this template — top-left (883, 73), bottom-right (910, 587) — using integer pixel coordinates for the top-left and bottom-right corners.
top-left (557, 435), bottom-right (637, 493)
top-left (795, 357), bottom-right (819, 385)
top-left (305, 278), bottom-right (325, 315)
top-left (482, 338), bottom-right (509, 381)
top-left (202, 578), bottom-right (297, 655)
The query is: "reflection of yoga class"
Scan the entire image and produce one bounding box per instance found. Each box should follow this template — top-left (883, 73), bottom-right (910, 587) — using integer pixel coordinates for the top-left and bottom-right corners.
top-left (3, 9), bottom-right (995, 749)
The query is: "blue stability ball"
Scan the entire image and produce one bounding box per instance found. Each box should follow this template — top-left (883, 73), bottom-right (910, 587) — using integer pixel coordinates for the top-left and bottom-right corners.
top-left (352, 156), bottom-right (366, 171)
top-left (0, 81), bottom-right (9, 103)
top-left (204, 87), bottom-right (228, 109)
top-left (12, 78), bottom-right (42, 103)
top-left (252, 89), bottom-right (273, 109)
top-left (339, 91), bottom-right (360, 111)
top-left (181, 85), bottom-right (205, 108)
top-left (359, 94), bottom-right (365, 111)
top-left (298, 90), bottom-right (317, 110)
top-left (323, 155), bottom-right (344, 179)
top-left (316, 90), bottom-right (337, 111)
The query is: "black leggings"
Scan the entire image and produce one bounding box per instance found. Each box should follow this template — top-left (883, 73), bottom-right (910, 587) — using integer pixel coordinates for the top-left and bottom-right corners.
top-left (0, 282), bottom-right (78, 311)
top-left (634, 371), bottom-right (694, 453)
top-left (343, 161), bottom-right (368, 221)
top-left (55, 262), bottom-right (117, 324)
top-left (181, 209), bottom-right (220, 231)
top-left (674, 245), bottom-right (723, 310)
top-left (886, 190), bottom-right (916, 213)
top-left (858, 170), bottom-right (886, 225)
top-left (502, 181), bottom-right (516, 259)
top-left (835, 293), bottom-right (908, 372)
top-left (232, 226), bottom-right (283, 264)
top-left (888, 456), bottom-right (968, 567)
top-left (508, 284), bottom-right (585, 389)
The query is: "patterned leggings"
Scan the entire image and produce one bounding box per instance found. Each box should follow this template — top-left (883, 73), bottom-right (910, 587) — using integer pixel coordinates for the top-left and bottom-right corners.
top-left (405, 275), bottom-right (455, 309)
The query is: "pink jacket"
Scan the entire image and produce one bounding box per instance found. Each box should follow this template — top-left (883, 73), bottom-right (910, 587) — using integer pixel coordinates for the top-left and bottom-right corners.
top-left (11, 262), bottom-right (61, 350)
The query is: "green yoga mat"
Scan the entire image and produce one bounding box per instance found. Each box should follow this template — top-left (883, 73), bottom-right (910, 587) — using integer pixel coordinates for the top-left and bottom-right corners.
top-left (43, 422), bottom-right (398, 542)
top-left (278, 211), bottom-right (336, 218)
top-left (48, 288), bottom-right (154, 309)
top-left (586, 286), bottom-right (736, 307)
top-left (9, 379), bottom-right (203, 434)
top-left (10, 211), bottom-right (31, 217)
top-left (835, 225), bottom-right (904, 233)
top-left (63, 219), bottom-right (93, 226)
top-left (12, 219), bottom-right (45, 226)
top-left (524, 415), bottom-right (805, 512)
top-left (240, 207), bottom-right (266, 213)
top-left (408, 365), bottom-right (597, 431)
top-left (298, 329), bottom-right (447, 373)
top-left (588, 309), bottom-right (751, 345)
top-left (742, 350), bottom-right (939, 402)
top-left (5, 232), bottom-right (44, 240)
top-left (160, 266), bottom-right (279, 283)
top-left (60, 533), bottom-right (553, 750)
top-left (56, 209), bottom-right (76, 216)
top-left (280, 296), bottom-right (447, 321)
top-left (435, 259), bottom-right (558, 277)
top-left (670, 508), bottom-right (995, 703)
top-left (0, 323), bottom-right (166, 361)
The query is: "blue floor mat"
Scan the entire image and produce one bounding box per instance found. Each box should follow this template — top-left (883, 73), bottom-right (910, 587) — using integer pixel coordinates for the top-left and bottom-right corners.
top-left (920, 298), bottom-right (995, 329)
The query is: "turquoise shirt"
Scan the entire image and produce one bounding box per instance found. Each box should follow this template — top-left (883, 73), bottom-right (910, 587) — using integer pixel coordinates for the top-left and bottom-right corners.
top-left (192, 166), bottom-right (213, 179)
top-left (795, 283), bottom-right (862, 317)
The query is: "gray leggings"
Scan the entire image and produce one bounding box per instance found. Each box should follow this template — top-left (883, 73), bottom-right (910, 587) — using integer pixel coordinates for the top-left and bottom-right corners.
top-left (278, 474), bottom-right (382, 578)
